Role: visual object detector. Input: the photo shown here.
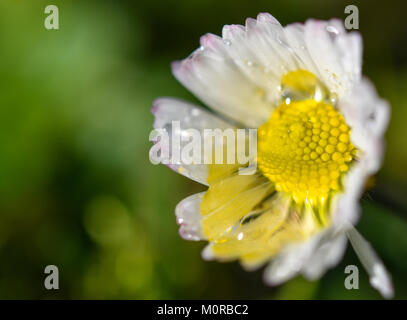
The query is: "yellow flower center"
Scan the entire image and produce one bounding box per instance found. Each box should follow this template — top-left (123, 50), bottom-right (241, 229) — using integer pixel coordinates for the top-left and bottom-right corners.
top-left (257, 70), bottom-right (356, 203)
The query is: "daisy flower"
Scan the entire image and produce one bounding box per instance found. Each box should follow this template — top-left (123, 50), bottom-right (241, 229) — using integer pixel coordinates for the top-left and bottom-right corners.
top-left (151, 13), bottom-right (392, 298)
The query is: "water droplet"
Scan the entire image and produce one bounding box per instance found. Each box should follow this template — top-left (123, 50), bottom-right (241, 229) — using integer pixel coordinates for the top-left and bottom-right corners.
top-left (246, 60), bottom-right (253, 67)
top-left (326, 25), bottom-right (339, 35)
top-left (330, 93), bottom-right (338, 105)
top-left (223, 39), bottom-right (232, 46)
top-left (280, 70), bottom-right (330, 103)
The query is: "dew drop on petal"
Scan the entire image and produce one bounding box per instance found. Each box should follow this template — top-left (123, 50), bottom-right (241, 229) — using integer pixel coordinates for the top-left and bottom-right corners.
top-left (326, 25), bottom-right (339, 35)
top-left (330, 93), bottom-right (338, 105)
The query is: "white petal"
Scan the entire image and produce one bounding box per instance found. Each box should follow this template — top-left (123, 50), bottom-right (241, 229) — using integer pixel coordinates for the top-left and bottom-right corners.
top-left (263, 238), bottom-right (316, 285)
top-left (201, 243), bottom-right (215, 260)
top-left (332, 79), bottom-right (390, 227)
top-left (283, 23), bottom-right (321, 76)
top-left (175, 192), bottom-right (206, 241)
top-left (339, 78), bottom-right (390, 173)
top-left (221, 13), bottom-right (305, 99)
top-left (301, 229), bottom-right (348, 280)
top-left (347, 226), bottom-right (394, 299)
top-left (264, 227), bottom-right (347, 285)
top-left (303, 19), bottom-right (362, 96)
top-left (331, 162), bottom-right (366, 227)
top-left (152, 97), bottom-right (232, 185)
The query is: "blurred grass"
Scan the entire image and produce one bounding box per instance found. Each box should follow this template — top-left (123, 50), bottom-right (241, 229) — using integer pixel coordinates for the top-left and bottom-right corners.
top-left (0, 0), bottom-right (406, 299)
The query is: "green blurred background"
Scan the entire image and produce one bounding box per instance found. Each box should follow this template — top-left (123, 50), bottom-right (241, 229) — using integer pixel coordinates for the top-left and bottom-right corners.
top-left (0, 0), bottom-right (406, 299)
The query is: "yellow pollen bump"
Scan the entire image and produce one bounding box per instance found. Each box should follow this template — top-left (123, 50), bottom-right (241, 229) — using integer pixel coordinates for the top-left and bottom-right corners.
top-left (257, 98), bottom-right (355, 201)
